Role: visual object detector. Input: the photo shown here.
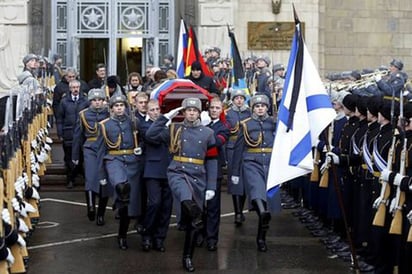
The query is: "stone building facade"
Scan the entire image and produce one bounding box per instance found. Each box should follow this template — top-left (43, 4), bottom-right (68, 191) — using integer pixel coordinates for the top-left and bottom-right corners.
top-left (0, 0), bottom-right (411, 92)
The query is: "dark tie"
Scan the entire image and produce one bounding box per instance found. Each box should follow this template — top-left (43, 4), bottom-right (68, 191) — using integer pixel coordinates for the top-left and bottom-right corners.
top-left (74, 96), bottom-right (78, 102)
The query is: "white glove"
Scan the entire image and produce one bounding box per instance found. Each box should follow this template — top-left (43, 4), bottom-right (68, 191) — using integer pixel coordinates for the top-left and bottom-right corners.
top-left (205, 190), bottom-right (215, 201)
top-left (164, 106), bottom-right (184, 120)
top-left (380, 169), bottom-right (391, 182)
top-left (72, 160), bottom-right (79, 166)
top-left (393, 173), bottom-right (404, 186)
top-left (326, 152), bottom-right (339, 165)
top-left (231, 176), bottom-right (240, 185)
top-left (375, 74), bottom-right (382, 82)
top-left (30, 187), bottom-right (40, 200)
top-left (44, 143), bottom-right (52, 152)
top-left (2, 208), bottom-right (11, 224)
top-left (407, 210), bottom-right (412, 225)
top-left (18, 218), bottom-right (29, 233)
top-left (11, 198), bottom-right (21, 213)
top-left (31, 139), bottom-right (38, 149)
top-left (389, 198), bottom-right (397, 214)
top-left (6, 248), bottom-right (14, 265)
top-left (46, 136), bottom-right (53, 144)
top-left (23, 201), bottom-right (36, 213)
top-left (200, 111), bottom-right (212, 126)
top-left (32, 175), bottom-right (40, 188)
top-left (99, 179), bottom-right (107, 186)
top-left (320, 160), bottom-right (329, 174)
top-left (17, 234), bottom-right (26, 247)
top-left (373, 196), bottom-right (383, 209)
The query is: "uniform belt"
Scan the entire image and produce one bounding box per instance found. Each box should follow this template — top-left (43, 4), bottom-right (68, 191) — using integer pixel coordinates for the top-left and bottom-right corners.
top-left (229, 135), bottom-right (237, 141)
top-left (247, 147), bottom-right (273, 153)
top-left (383, 96), bottom-right (400, 102)
top-left (361, 164), bottom-right (367, 170)
top-left (108, 149), bottom-right (134, 155)
top-left (87, 137), bottom-right (97, 141)
top-left (373, 171), bottom-right (381, 178)
top-left (173, 156), bottom-right (204, 165)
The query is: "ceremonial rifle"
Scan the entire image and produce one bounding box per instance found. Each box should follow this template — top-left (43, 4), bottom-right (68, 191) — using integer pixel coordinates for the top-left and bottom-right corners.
top-left (373, 89), bottom-right (397, 227)
top-left (389, 88), bottom-right (406, 234)
top-left (319, 121), bottom-right (333, 188)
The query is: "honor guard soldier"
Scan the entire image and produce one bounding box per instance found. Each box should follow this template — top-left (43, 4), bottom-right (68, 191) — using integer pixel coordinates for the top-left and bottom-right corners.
top-left (324, 93), bottom-right (359, 237)
top-left (146, 97), bottom-right (218, 272)
top-left (97, 94), bottom-right (144, 250)
top-left (18, 53), bottom-right (40, 93)
top-left (378, 99), bottom-right (412, 274)
top-left (225, 88), bottom-right (251, 226)
top-left (139, 99), bottom-right (172, 252)
top-left (231, 94), bottom-right (279, 252)
top-left (72, 88), bottom-right (110, 225)
top-left (368, 97), bottom-right (399, 273)
top-left (56, 79), bottom-right (89, 189)
top-left (381, 108), bottom-right (412, 274)
top-left (375, 59), bottom-right (407, 97)
top-left (196, 96), bottom-right (230, 251)
top-left (251, 56), bottom-right (271, 94)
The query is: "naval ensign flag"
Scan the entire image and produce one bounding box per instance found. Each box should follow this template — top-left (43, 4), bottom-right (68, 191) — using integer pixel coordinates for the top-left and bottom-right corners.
top-left (267, 7), bottom-right (336, 194)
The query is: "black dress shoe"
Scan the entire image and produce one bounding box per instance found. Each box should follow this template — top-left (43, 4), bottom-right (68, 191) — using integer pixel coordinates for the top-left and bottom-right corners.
top-left (96, 215), bottom-right (105, 226)
top-left (117, 237), bottom-right (128, 250)
top-left (234, 213), bottom-right (245, 226)
top-left (153, 240), bottom-right (165, 252)
top-left (195, 234), bottom-right (204, 247)
top-left (182, 256), bottom-right (195, 272)
top-left (257, 239), bottom-right (267, 252)
top-left (87, 209), bottom-right (95, 221)
top-left (141, 238), bottom-right (151, 251)
top-left (207, 243), bottom-right (217, 251)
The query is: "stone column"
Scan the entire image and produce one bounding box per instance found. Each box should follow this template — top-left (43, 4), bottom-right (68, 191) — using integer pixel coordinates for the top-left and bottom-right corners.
top-left (0, 0), bottom-right (29, 93)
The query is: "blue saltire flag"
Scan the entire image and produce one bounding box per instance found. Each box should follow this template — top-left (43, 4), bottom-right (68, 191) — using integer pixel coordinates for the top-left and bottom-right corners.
top-left (267, 6), bottom-right (336, 193)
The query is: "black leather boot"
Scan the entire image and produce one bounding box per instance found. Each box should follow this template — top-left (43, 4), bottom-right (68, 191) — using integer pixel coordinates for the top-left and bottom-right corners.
top-left (232, 195), bottom-right (246, 226)
top-left (85, 191), bottom-right (96, 221)
top-left (182, 227), bottom-right (197, 272)
top-left (96, 196), bottom-right (108, 226)
top-left (253, 199), bottom-right (271, 252)
top-left (181, 200), bottom-right (203, 229)
top-left (117, 206), bottom-right (130, 250)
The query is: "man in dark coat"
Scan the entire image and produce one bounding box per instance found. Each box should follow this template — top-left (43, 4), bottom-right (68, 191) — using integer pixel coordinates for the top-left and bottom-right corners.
top-left (56, 79), bottom-right (89, 188)
top-left (185, 61), bottom-right (219, 95)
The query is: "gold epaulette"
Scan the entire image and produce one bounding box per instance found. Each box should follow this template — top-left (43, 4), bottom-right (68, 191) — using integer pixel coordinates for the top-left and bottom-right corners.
top-left (240, 117), bottom-right (252, 126)
top-left (99, 117), bottom-right (110, 125)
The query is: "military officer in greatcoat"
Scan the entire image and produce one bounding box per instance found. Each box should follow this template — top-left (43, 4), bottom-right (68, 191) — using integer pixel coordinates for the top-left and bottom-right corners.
top-left (225, 88), bottom-right (251, 226)
top-left (72, 88), bottom-right (110, 225)
top-left (96, 94), bottom-right (144, 250)
top-left (146, 97), bottom-right (218, 272)
top-left (231, 94), bottom-right (279, 252)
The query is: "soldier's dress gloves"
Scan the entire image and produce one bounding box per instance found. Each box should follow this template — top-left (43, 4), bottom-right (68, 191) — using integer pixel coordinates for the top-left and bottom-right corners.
top-left (205, 190), bottom-right (215, 201)
top-left (231, 176), bottom-right (240, 185)
top-left (6, 248), bottom-right (14, 265)
top-left (200, 111), bottom-right (212, 126)
top-left (99, 179), bottom-right (107, 186)
top-left (393, 173), bottom-right (405, 186)
top-left (326, 152), bottom-right (339, 164)
top-left (164, 106), bottom-right (184, 120)
top-left (407, 210), bottom-right (412, 224)
top-left (380, 169), bottom-right (391, 182)
top-left (72, 160), bottom-right (79, 166)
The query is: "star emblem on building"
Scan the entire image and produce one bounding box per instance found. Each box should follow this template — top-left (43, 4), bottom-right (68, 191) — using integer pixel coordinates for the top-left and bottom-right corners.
top-left (82, 6), bottom-right (104, 29)
top-left (122, 7), bottom-right (144, 29)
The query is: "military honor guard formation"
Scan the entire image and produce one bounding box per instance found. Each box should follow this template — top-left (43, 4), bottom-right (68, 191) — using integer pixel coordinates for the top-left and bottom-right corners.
top-left (1, 13), bottom-right (412, 274)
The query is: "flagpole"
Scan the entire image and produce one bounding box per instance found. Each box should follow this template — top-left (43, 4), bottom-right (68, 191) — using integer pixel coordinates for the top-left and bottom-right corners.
top-left (330, 163), bottom-right (360, 273)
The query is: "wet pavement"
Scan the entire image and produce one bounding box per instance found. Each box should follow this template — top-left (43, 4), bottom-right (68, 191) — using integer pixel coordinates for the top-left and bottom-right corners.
top-left (24, 190), bottom-right (356, 274)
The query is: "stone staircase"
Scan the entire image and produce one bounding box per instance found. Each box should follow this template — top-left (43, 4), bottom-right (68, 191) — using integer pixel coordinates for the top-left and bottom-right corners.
top-left (40, 127), bottom-right (84, 191)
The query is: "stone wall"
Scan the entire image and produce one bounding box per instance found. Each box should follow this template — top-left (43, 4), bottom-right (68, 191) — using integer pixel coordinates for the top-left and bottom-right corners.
top-left (322, 0), bottom-right (412, 76)
top-left (0, 0), bottom-right (30, 92)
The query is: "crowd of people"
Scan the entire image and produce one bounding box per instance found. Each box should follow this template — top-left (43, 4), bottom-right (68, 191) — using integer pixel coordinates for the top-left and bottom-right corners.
top-left (9, 48), bottom-right (412, 274)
